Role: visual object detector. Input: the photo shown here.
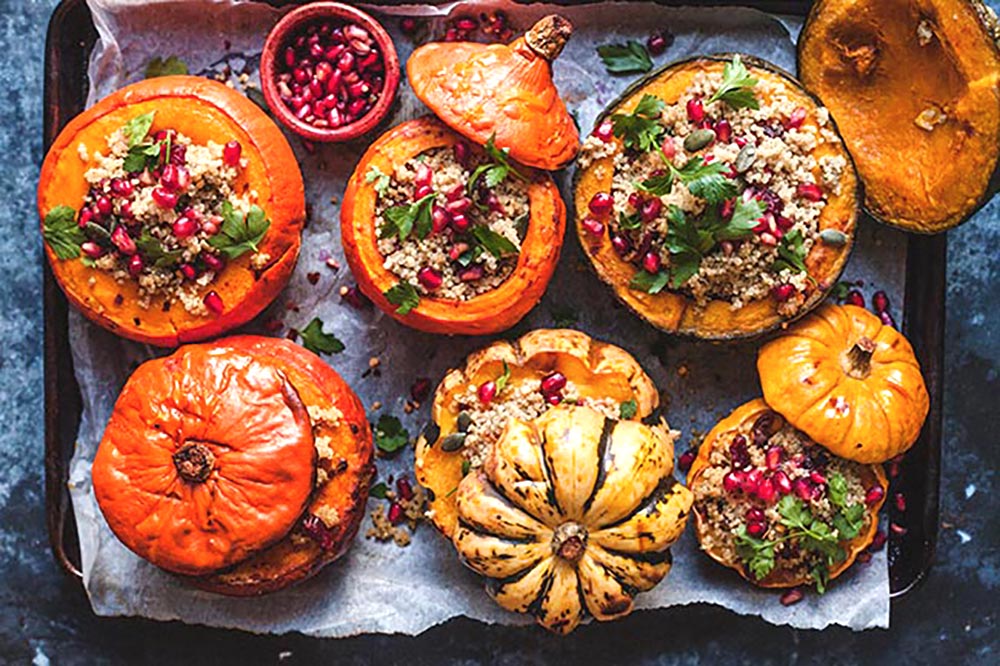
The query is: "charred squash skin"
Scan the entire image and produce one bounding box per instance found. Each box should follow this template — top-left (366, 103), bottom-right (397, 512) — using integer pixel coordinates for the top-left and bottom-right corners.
top-left (798, 0), bottom-right (1000, 233)
top-left (37, 76), bottom-right (305, 346)
top-left (341, 116), bottom-right (566, 335)
top-left (573, 56), bottom-right (860, 341)
top-left (687, 399), bottom-right (887, 588)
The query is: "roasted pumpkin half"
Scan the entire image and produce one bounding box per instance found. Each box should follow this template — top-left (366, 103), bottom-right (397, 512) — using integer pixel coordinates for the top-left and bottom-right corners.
top-left (341, 116), bottom-right (565, 335)
top-left (455, 405), bottom-right (692, 634)
top-left (414, 328), bottom-right (659, 538)
top-left (757, 303), bottom-right (929, 464)
top-left (573, 55), bottom-right (860, 340)
top-left (92, 336), bottom-right (373, 595)
top-left (407, 15), bottom-right (580, 170)
top-left (798, 0), bottom-right (1000, 233)
top-left (38, 76), bottom-right (305, 346)
top-left (687, 399), bottom-right (887, 591)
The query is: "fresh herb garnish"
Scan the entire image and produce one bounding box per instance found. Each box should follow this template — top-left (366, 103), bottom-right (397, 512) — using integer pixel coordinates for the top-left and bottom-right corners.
top-left (772, 228), bottom-right (808, 275)
top-left (144, 56), bottom-right (189, 79)
top-left (628, 269), bottom-right (670, 294)
top-left (122, 142), bottom-right (162, 173)
top-left (384, 282), bottom-right (420, 315)
top-left (374, 415), bottom-right (409, 453)
top-left (124, 111), bottom-right (156, 147)
top-left (42, 206), bottom-right (84, 260)
top-left (299, 317), bottom-right (345, 355)
top-left (706, 55), bottom-right (759, 110)
top-left (619, 399), bottom-right (638, 419)
top-left (209, 202), bottom-right (270, 259)
top-left (468, 135), bottom-right (524, 193)
top-left (597, 40), bottom-right (653, 74)
top-left (365, 165), bottom-right (391, 195)
top-left (471, 225), bottom-right (517, 258)
top-left (456, 245), bottom-right (484, 268)
top-left (461, 460), bottom-right (472, 476)
top-left (637, 156), bottom-right (737, 205)
top-left (735, 525), bottom-right (777, 581)
top-left (494, 361), bottom-right (512, 393)
top-left (136, 230), bottom-right (183, 268)
top-left (611, 94), bottom-right (666, 152)
top-left (618, 210), bottom-right (642, 231)
top-left (370, 482), bottom-right (389, 499)
top-left (381, 194), bottom-right (436, 241)
top-left (830, 280), bottom-right (854, 301)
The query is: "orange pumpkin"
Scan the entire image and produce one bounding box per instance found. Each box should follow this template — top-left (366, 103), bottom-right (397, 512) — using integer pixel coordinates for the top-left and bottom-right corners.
top-left (93, 336), bottom-right (373, 592)
top-left (407, 15), bottom-right (580, 170)
top-left (341, 116), bottom-right (566, 335)
top-left (37, 76), bottom-right (305, 346)
top-left (757, 304), bottom-right (929, 464)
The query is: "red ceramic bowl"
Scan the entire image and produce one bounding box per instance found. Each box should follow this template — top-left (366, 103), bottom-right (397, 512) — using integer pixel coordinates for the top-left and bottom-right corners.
top-left (260, 2), bottom-right (400, 143)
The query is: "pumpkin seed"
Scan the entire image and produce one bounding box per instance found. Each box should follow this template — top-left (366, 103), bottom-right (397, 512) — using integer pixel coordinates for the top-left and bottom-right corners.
top-left (440, 432), bottom-right (467, 452)
top-left (84, 222), bottom-right (111, 242)
top-left (734, 144), bottom-right (757, 173)
top-left (819, 228), bottom-right (848, 246)
top-left (457, 411), bottom-right (473, 433)
top-left (420, 421), bottom-right (440, 446)
top-left (683, 128), bottom-right (716, 152)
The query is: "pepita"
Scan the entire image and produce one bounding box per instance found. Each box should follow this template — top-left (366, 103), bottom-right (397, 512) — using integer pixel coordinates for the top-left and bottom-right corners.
top-left (734, 144), bottom-right (757, 173)
top-left (819, 228), bottom-right (848, 246)
top-left (440, 432), bottom-right (467, 452)
top-left (457, 411), bottom-right (473, 433)
top-left (683, 128), bottom-right (716, 152)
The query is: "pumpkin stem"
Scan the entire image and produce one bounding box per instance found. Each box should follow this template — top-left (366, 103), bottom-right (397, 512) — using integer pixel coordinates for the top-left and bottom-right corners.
top-left (173, 442), bottom-right (216, 483)
top-left (844, 336), bottom-right (876, 379)
top-left (524, 15), bottom-right (573, 61)
top-left (552, 522), bottom-right (588, 563)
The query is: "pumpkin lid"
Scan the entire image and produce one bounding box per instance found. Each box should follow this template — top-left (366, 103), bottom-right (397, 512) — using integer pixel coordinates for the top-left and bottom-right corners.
top-left (92, 344), bottom-right (318, 576)
top-left (406, 15), bottom-right (581, 170)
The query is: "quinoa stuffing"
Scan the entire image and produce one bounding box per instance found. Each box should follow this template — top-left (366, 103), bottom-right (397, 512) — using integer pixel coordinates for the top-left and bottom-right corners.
top-left (578, 56), bottom-right (850, 316)
top-left (367, 478), bottom-right (427, 547)
top-left (373, 136), bottom-right (530, 308)
top-left (691, 409), bottom-right (880, 592)
top-left (46, 110), bottom-right (269, 316)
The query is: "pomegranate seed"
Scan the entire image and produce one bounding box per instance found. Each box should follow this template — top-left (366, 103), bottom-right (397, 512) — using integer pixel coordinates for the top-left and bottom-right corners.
top-left (388, 502), bottom-right (404, 525)
top-left (400, 17), bottom-right (418, 34)
top-left (772, 283), bottom-right (795, 302)
top-left (640, 197), bottom-right (663, 222)
top-left (581, 217), bottom-right (605, 237)
top-left (772, 471), bottom-right (792, 495)
top-left (96, 196), bottom-right (113, 217)
top-left (417, 266), bottom-right (443, 291)
top-left (793, 478), bottom-right (814, 501)
top-left (880, 311), bottom-right (896, 328)
top-left (161, 164), bottom-right (190, 192)
top-left (414, 184), bottom-right (433, 200)
top-left (415, 163), bottom-right (434, 188)
top-left (179, 263), bottom-right (197, 280)
top-left (746, 508), bottom-right (766, 523)
top-left (448, 243), bottom-right (469, 262)
top-left (203, 291), bottom-right (224, 315)
top-left (453, 141), bottom-right (470, 166)
top-left (872, 290), bottom-right (890, 313)
top-left (780, 589), bottom-right (804, 606)
top-left (775, 215), bottom-right (794, 231)
top-left (81, 241), bottom-right (104, 259)
top-left (756, 478), bottom-right (777, 503)
top-left (284, 47), bottom-right (297, 68)
top-left (686, 98), bottom-right (704, 123)
top-left (540, 372), bottom-right (567, 395)
top-left (78, 208), bottom-right (94, 228)
top-left (431, 206), bottom-right (451, 233)
top-left (588, 192), bottom-right (614, 217)
top-left (445, 184), bottom-right (465, 202)
top-left (222, 141), bottom-right (242, 166)
top-left (661, 137), bottom-right (677, 160)
top-left (678, 449), bottom-right (696, 471)
top-left (109, 178), bottom-right (133, 197)
top-left (845, 289), bottom-right (865, 307)
top-left (451, 214), bottom-right (470, 232)
top-left (742, 469), bottom-right (762, 495)
top-left (894, 492), bottom-right (907, 512)
top-left (723, 472), bottom-right (741, 493)
top-left (865, 485), bottom-right (885, 506)
top-left (593, 119), bottom-right (614, 142)
top-left (458, 264), bottom-right (483, 281)
top-left (151, 187), bottom-right (178, 209)
top-left (730, 435), bottom-right (750, 468)
top-left (202, 253), bottom-right (225, 272)
top-left (647, 31), bottom-right (670, 55)
top-left (765, 446), bottom-right (783, 470)
top-left (455, 17), bottom-right (478, 31)
top-left (128, 254), bottom-right (144, 277)
top-left (172, 215), bottom-right (198, 239)
top-left (890, 523), bottom-right (908, 536)
top-left (627, 192), bottom-right (644, 210)
top-left (785, 106), bottom-right (807, 129)
top-left (642, 252), bottom-right (661, 274)
top-left (715, 119), bottom-right (732, 143)
top-left (611, 234), bottom-right (631, 256)
top-left (796, 183), bottom-right (823, 201)
top-left (337, 51), bottom-right (355, 72)
top-left (545, 392), bottom-right (563, 406)
top-left (110, 226), bottom-right (136, 255)
top-left (870, 530), bottom-right (887, 551)
top-left (747, 521), bottom-right (766, 537)
top-left (759, 232), bottom-right (778, 247)
top-left (396, 478), bottom-right (415, 502)
top-left (478, 381), bottom-right (497, 404)
top-left (445, 197), bottom-right (472, 215)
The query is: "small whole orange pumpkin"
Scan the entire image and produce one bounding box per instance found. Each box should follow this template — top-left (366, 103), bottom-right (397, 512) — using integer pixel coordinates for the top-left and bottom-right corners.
top-left (757, 303), bottom-right (929, 463)
top-left (407, 15), bottom-right (580, 170)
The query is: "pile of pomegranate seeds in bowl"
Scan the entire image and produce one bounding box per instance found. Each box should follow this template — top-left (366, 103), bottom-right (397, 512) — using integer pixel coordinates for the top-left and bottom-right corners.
top-left (261, 2), bottom-right (400, 142)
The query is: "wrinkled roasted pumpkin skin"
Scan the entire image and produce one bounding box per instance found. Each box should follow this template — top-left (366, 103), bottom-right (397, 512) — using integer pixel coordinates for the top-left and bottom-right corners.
top-left (193, 336), bottom-right (374, 596)
top-left (687, 399), bottom-right (887, 588)
top-left (757, 304), bottom-right (929, 464)
top-left (574, 56), bottom-right (859, 340)
top-left (341, 116), bottom-right (566, 335)
top-left (454, 406), bottom-right (692, 634)
top-left (37, 76), bottom-right (305, 346)
top-left (415, 329), bottom-right (659, 538)
top-left (799, 0), bottom-right (1000, 232)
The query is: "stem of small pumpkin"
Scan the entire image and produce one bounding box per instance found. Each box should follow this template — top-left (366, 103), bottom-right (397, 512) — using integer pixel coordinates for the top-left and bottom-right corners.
top-left (173, 441), bottom-right (216, 483)
top-left (844, 336), bottom-right (876, 379)
top-left (524, 15), bottom-right (573, 61)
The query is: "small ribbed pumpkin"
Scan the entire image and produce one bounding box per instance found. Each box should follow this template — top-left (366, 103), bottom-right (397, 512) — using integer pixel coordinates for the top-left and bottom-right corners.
top-left (453, 406), bottom-right (693, 634)
top-left (757, 303), bottom-right (929, 463)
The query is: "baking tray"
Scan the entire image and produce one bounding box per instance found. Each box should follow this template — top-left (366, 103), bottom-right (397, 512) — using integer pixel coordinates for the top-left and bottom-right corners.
top-left (43, 0), bottom-right (946, 601)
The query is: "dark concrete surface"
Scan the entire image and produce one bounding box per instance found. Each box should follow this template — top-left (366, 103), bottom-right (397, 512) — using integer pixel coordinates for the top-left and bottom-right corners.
top-left (1, 0), bottom-right (996, 663)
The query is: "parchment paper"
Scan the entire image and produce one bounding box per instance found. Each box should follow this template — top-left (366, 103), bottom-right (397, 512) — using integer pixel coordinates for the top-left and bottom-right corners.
top-left (68, 0), bottom-right (907, 636)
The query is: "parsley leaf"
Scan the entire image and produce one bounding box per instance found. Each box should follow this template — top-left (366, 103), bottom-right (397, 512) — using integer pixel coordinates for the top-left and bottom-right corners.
top-left (209, 202), bottom-right (270, 259)
top-left (772, 228), bottom-right (809, 275)
top-left (735, 525), bottom-right (776, 581)
top-left (629, 269), bottom-right (670, 294)
top-left (365, 165), bottom-right (391, 195)
top-left (384, 282), bottom-right (420, 315)
top-left (827, 471), bottom-right (849, 509)
top-left (136, 229), bottom-right (183, 268)
top-left (637, 156), bottom-right (736, 205)
top-left (597, 40), bottom-right (653, 74)
top-left (467, 135), bottom-right (524, 193)
top-left (714, 197), bottom-right (766, 241)
top-left (122, 142), bottom-right (161, 173)
top-left (611, 94), bottom-right (666, 152)
top-left (619, 399), bottom-right (638, 419)
top-left (830, 280), bottom-right (855, 301)
top-left (42, 205), bottom-right (84, 260)
top-left (461, 460), bottom-right (472, 476)
top-left (618, 210), bottom-right (643, 231)
top-left (707, 55), bottom-right (759, 110)
top-left (145, 56), bottom-right (189, 79)
top-left (123, 111), bottom-right (156, 148)
top-left (494, 361), bottom-right (512, 393)
top-left (370, 482), bottom-right (389, 499)
top-left (299, 317), bottom-right (345, 355)
top-left (381, 194), bottom-right (436, 241)
top-left (374, 415), bottom-right (409, 454)
top-left (832, 503), bottom-right (866, 542)
top-left (471, 225), bottom-right (517, 258)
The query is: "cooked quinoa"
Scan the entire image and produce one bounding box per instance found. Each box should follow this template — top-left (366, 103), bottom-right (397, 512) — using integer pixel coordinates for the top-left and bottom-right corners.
top-left (374, 144), bottom-right (530, 301)
top-left (691, 410), bottom-right (877, 589)
top-left (69, 113), bottom-right (266, 314)
top-left (579, 57), bottom-right (850, 316)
